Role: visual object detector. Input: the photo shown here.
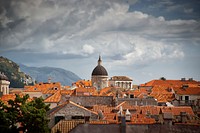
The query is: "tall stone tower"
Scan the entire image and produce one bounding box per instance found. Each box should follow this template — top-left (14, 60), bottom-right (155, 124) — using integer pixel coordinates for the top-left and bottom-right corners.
top-left (91, 55), bottom-right (108, 90)
top-left (0, 72), bottom-right (10, 95)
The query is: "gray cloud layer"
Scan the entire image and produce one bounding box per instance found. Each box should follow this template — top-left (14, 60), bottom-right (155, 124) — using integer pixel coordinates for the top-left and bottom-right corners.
top-left (0, 0), bottom-right (200, 82)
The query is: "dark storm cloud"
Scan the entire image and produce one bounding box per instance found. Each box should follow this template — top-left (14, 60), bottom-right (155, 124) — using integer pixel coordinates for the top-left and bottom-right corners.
top-left (0, 0), bottom-right (199, 65)
top-left (128, 0), bottom-right (200, 20)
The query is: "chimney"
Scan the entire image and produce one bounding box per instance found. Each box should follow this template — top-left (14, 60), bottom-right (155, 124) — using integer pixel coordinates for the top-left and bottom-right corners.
top-left (189, 78), bottom-right (193, 81)
top-left (180, 112), bottom-right (187, 123)
top-left (181, 78), bottom-right (186, 81)
top-left (120, 116), bottom-right (126, 133)
top-left (125, 109), bottom-right (131, 122)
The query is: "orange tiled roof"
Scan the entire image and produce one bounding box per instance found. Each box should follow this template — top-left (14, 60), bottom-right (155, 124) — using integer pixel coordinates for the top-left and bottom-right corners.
top-left (143, 79), bottom-right (200, 87)
top-left (72, 80), bottom-right (92, 88)
top-left (99, 87), bottom-right (126, 97)
top-left (24, 82), bottom-right (61, 93)
top-left (150, 85), bottom-right (175, 102)
top-left (44, 90), bottom-right (61, 103)
top-left (160, 106), bottom-right (194, 116)
top-left (75, 87), bottom-right (96, 93)
top-left (61, 90), bottom-right (74, 95)
top-left (133, 88), bottom-right (148, 98)
top-left (103, 113), bottom-right (118, 123)
top-left (91, 104), bottom-right (195, 125)
top-left (139, 106), bottom-right (160, 115)
top-left (115, 101), bottom-right (136, 110)
top-left (99, 87), bottom-right (112, 96)
top-left (130, 114), bottom-right (156, 124)
top-left (43, 89), bottom-right (58, 94)
top-left (0, 94), bottom-right (33, 104)
top-left (173, 87), bottom-right (200, 95)
top-left (1, 94), bottom-right (16, 101)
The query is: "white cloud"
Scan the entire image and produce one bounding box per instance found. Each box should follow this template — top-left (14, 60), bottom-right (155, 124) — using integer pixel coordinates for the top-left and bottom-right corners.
top-left (108, 36), bottom-right (184, 66)
top-left (82, 44), bottom-right (95, 55)
top-left (0, 0), bottom-right (199, 67)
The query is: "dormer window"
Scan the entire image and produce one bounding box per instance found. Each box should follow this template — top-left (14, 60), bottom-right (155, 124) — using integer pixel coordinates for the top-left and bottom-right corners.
top-left (34, 88), bottom-right (37, 90)
top-left (182, 84), bottom-right (188, 89)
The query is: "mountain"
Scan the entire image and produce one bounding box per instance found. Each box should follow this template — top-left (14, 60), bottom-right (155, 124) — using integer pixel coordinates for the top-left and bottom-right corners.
top-left (0, 56), bottom-right (34, 88)
top-left (19, 64), bottom-right (81, 86)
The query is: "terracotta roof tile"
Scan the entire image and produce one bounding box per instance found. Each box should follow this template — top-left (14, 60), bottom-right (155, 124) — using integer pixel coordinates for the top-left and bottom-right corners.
top-left (173, 87), bottom-right (200, 95)
top-left (44, 90), bottom-right (61, 103)
top-left (61, 90), bottom-right (74, 95)
top-left (143, 79), bottom-right (200, 87)
top-left (24, 82), bottom-right (61, 93)
top-left (149, 85), bottom-right (175, 102)
top-left (72, 80), bottom-right (92, 88)
top-left (1, 94), bottom-right (16, 101)
top-left (0, 94), bottom-right (32, 104)
top-left (133, 88), bottom-right (148, 98)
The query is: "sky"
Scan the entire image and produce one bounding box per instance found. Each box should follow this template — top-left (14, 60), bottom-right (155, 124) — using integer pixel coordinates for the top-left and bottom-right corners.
top-left (0, 0), bottom-right (200, 84)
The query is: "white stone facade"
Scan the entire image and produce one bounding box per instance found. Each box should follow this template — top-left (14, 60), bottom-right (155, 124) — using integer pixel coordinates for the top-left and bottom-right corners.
top-left (91, 75), bottom-right (108, 90)
top-left (0, 79), bottom-right (10, 95)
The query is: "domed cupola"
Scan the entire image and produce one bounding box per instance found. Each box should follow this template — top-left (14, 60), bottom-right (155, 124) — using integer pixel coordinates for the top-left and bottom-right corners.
top-left (92, 56), bottom-right (108, 76)
top-left (91, 55), bottom-right (109, 90)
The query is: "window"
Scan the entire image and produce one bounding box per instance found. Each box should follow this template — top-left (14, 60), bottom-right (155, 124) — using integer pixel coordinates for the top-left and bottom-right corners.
top-left (72, 116), bottom-right (84, 120)
top-left (185, 96), bottom-right (189, 101)
top-left (180, 96), bottom-right (182, 100)
top-left (130, 94), bottom-right (134, 98)
top-left (55, 116), bottom-right (65, 124)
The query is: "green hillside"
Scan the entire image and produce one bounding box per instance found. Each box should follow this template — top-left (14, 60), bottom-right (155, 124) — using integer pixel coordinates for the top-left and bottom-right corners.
top-left (0, 56), bottom-right (33, 88)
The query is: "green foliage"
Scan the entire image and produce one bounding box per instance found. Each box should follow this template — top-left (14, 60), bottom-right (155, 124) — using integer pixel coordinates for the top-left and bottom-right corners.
top-left (0, 56), bottom-right (31, 88)
top-left (0, 94), bottom-right (50, 133)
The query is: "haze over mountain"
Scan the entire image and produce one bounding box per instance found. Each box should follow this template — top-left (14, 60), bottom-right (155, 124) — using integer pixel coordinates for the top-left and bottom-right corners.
top-left (20, 64), bottom-right (81, 86)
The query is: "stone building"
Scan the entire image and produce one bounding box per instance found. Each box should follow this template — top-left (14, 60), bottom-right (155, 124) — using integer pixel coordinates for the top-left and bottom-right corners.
top-left (0, 72), bottom-right (10, 95)
top-left (48, 101), bottom-right (98, 128)
top-left (109, 76), bottom-right (133, 89)
top-left (91, 56), bottom-right (108, 90)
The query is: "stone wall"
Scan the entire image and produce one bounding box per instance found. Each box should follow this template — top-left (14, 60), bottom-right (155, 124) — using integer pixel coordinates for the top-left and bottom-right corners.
top-left (48, 102), bottom-right (98, 128)
top-left (70, 124), bottom-right (200, 133)
top-left (69, 96), bottom-right (114, 107)
top-left (70, 124), bottom-right (120, 133)
top-left (117, 98), bottom-right (157, 106)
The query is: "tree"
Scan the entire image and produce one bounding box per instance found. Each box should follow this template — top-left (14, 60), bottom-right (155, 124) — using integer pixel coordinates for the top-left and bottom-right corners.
top-left (160, 77), bottom-right (166, 81)
top-left (0, 101), bottom-right (11, 132)
top-left (0, 94), bottom-right (50, 133)
top-left (21, 97), bottom-right (50, 133)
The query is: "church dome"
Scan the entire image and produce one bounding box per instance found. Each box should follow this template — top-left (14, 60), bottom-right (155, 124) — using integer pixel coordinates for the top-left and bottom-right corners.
top-left (91, 56), bottom-right (108, 76)
top-left (92, 65), bottom-right (108, 76)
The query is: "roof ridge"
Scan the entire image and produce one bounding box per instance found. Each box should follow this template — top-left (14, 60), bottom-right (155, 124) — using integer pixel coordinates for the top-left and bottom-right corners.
top-left (115, 101), bottom-right (126, 109)
top-left (44, 90), bottom-right (61, 103)
top-left (69, 101), bottom-right (98, 115)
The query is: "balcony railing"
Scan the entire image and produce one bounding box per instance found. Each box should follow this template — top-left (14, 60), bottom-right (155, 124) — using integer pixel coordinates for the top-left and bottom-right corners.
top-left (177, 100), bottom-right (195, 106)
